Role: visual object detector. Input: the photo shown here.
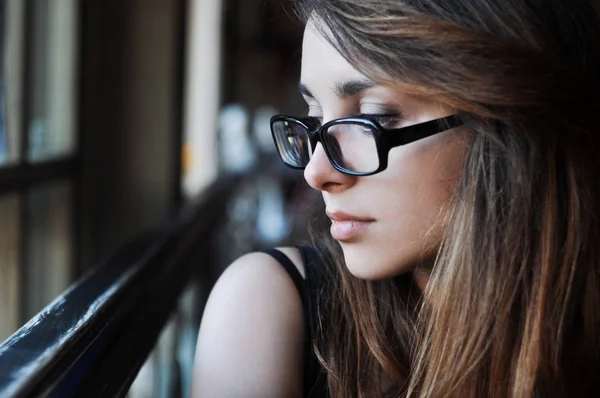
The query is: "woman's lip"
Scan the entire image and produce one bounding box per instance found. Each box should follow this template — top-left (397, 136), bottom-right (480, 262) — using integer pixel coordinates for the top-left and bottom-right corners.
top-left (326, 210), bottom-right (375, 240)
top-left (326, 210), bottom-right (374, 222)
top-left (330, 219), bottom-right (372, 241)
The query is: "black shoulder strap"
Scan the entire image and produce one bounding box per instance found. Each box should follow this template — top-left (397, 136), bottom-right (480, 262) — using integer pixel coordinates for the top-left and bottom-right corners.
top-left (261, 248), bottom-right (306, 303)
top-left (298, 246), bottom-right (320, 338)
top-left (260, 247), bottom-right (329, 397)
top-left (298, 246), bottom-right (329, 398)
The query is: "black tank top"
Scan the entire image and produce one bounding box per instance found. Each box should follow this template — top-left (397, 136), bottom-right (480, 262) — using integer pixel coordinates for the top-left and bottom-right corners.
top-left (261, 247), bottom-right (329, 398)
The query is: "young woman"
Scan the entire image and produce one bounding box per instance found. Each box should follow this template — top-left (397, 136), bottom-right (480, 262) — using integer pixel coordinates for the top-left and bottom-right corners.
top-left (191, 0), bottom-right (600, 396)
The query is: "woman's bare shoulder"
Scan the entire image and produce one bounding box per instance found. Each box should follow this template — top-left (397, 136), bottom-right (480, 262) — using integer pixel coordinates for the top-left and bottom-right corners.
top-left (190, 248), bottom-right (306, 398)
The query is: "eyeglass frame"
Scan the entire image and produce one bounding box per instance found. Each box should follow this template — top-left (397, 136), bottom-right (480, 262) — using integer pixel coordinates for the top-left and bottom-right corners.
top-left (270, 114), bottom-right (464, 176)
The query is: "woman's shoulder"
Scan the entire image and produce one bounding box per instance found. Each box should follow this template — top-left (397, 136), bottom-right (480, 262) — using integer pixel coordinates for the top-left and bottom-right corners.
top-left (190, 247), bottom-right (308, 397)
top-left (210, 246), bottom-right (309, 302)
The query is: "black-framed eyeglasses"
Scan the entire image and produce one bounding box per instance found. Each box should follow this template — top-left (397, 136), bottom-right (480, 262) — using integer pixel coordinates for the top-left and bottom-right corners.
top-left (270, 114), bottom-right (463, 176)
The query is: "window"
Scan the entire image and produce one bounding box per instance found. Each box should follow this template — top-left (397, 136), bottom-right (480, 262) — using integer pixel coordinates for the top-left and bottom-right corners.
top-left (27, 0), bottom-right (77, 162)
top-left (0, 0), bottom-right (78, 342)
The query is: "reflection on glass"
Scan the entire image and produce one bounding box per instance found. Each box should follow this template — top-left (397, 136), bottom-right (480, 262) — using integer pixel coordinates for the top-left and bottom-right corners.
top-left (182, 0), bottom-right (223, 198)
top-left (129, 351), bottom-right (156, 398)
top-left (129, 317), bottom-right (179, 398)
top-left (0, 0), bottom-right (25, 166)
top-left (129, 284), bottom-right (199, 398)
top-left (177, 283), bottom-right (202, 397)
top-left (0, 81), bottom-right (7, 166)
top-left (28, 0), bottom-right (77, 162)
top-left (0, 193), bottom-right (20, 342)
top-left (24, 180), bottom-right (73, 319)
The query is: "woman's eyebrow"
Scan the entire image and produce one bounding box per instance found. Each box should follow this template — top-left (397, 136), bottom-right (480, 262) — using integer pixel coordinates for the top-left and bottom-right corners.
top-left (299, 82), bottom-right (314, 98)
top-left (333, 79), bottom-right (376, 98)
top-left (299, 79), bottom-right (377, 99)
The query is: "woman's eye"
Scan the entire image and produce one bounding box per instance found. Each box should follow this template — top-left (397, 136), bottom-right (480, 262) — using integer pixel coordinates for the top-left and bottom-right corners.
top-left (358, 113), bottom-right (401, 128)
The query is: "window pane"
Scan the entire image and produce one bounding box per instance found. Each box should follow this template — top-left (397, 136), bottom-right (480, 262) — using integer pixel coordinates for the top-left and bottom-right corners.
top-left (182, 0), bottom-right (223, 198)
top-left (28, 0), bottom-right (78, 162)
top-left (0, 193), bottom-right (20, 342)
top-left (24, 180), bottom-right (73, 319)
top-left (0, 0), bottom-right (24, 166)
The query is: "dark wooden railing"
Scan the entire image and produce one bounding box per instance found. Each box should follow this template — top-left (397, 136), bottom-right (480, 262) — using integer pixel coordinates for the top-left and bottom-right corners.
top-left (0, 175), bottom-right (240, 398)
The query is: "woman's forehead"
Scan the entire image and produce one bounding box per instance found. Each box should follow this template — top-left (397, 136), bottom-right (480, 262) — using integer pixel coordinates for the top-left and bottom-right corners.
top-left (301, 22), bottom-right (370, 99)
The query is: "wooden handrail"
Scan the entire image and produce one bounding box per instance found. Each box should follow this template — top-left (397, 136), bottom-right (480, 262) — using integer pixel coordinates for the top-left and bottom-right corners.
top-left (0, 174), bottom-right (239, 398)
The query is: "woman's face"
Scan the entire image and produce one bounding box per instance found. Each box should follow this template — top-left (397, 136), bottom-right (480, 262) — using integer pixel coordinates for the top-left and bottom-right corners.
top-left (301, 21), bottom-right (467, 282)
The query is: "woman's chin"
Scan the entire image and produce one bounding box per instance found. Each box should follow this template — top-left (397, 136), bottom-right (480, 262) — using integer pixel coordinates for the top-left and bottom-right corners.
top-left (340, 242), bottom-right (433, 281)
top-left (340, 244), bottom-right (413, 280)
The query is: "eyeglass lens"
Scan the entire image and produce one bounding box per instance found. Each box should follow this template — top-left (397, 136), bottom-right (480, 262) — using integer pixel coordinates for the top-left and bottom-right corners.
top-left (324, 123), bottom-right (379, 173)
top-left (272, 119), bottom-right (380, 173)
top-left (272, 120), bottom-right (312, 167)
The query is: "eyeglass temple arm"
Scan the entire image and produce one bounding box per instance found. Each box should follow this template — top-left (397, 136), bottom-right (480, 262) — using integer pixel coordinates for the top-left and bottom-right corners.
top-left (385, 114), bottom-right (463, 147)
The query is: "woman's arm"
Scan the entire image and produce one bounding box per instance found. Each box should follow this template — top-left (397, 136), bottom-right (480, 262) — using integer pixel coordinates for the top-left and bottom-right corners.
top-left (190, 250), bottom-right (306, 398)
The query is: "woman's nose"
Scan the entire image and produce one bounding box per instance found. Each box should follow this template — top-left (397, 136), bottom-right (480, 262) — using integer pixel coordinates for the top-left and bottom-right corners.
top-left (303, 142), bottom-right (356, 193)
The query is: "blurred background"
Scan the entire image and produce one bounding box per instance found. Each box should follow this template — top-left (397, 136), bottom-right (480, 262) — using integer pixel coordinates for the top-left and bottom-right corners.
top-left (0, 0), bottom-right (318, 396)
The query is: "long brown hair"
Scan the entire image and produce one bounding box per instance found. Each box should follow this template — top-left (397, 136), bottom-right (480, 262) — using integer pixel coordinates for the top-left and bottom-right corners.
top-left (296, 0), bottom-right (600, 396)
